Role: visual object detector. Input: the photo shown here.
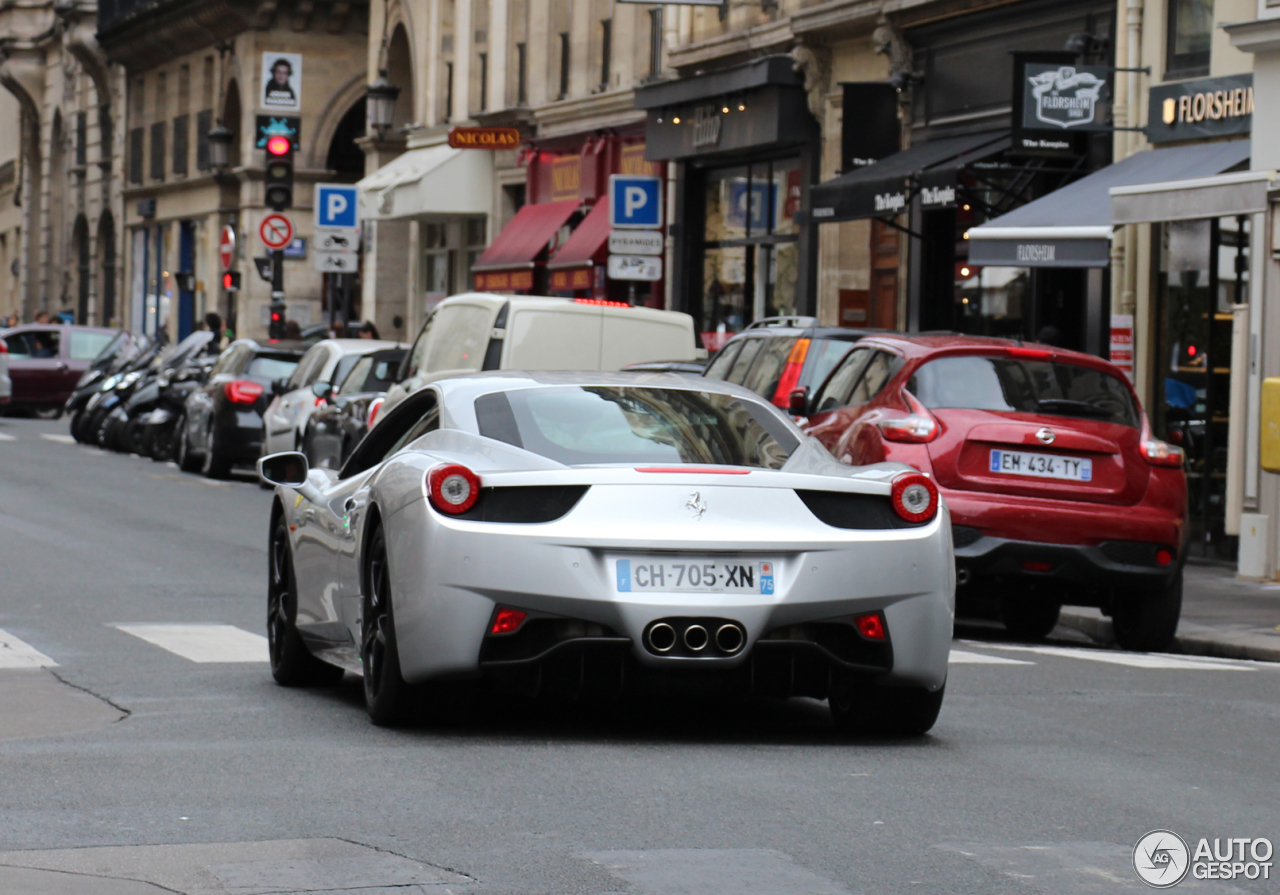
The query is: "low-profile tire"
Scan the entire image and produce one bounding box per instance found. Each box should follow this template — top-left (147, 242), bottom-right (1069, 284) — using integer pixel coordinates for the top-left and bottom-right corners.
top-left (268, 515), bottom-right (344, 686)
top-left (201, 423), bottom-right (233, 479)
top-left (70, 410), bottom-right (87, 443)
top-left (830, 676), bottom-right (945, 736)
top-left (361, 525), bottom-right (417, 726)
top-left (176, 416), bottom-right (201, 472)
top-left (1112, 569), bottom-right (1182, 652)
top-left (1000, 596), bottom-right (1062, 641)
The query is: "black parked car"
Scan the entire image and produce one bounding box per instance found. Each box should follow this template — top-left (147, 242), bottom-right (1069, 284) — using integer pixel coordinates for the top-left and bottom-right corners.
top-left (176, 339), bottom-right (306, 478)
top-left (301, 347), bottom-right (406, 470)
top-left (701, 316), bottom-right (881, 412)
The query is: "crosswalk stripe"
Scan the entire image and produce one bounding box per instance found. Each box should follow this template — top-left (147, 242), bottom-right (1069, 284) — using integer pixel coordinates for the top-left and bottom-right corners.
top-left (0, 433), bottom-right (15, 442)
top-left (39, 433), bottom-right (76, 444)
top-left (949, 649), bottom-right (1034, 665)
top-left (981, 643), bottom-right (1252, 671)
top-left (0, 628), bottom-right (58, 669)
top-left (112, 623), bottom-right (269, 663)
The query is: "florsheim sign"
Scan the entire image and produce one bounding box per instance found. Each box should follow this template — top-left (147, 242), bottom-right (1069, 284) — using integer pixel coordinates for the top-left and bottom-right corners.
top-left (1146, 74), bottom-right (1253, 144)
top-left (1019, 63), bottom-right (1111, 132)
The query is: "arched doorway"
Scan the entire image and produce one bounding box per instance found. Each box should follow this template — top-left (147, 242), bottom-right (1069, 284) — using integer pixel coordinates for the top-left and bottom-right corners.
top-left (73, 215), bottom-right (90, 323)
top-left (97, 212), bottom-right (116, 326)
top-left (326, 98), bottom-right (366, 175)
top-left (386, 26), bottom-right (415, 129)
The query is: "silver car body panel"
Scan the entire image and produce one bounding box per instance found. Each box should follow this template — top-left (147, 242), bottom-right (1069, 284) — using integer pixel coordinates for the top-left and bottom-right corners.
top-left (272, 372), bottom-right (955, 690)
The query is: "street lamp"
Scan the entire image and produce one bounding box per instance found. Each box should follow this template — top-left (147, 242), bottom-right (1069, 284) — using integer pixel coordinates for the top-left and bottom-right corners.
top-left (367, 69), bottom-right (401, 136)
top-left (207, 122), bottom-right (233, 169)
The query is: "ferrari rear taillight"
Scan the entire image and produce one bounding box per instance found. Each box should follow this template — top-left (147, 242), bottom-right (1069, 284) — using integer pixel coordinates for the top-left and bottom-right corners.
top-left (1143, 439), bottom-right (1185, 468)
top-left (853, 612), bottom-right (886, 640)
top-left (770, 338), bottom-right (811, 407)
top-left (225, 380), bottom-right (264, 404)
top-left (878, 415), bottom-right (938, 443)
top-left (890, 472), bottom-right (938, 523)
top-left (490, 607), bottom-right (527, 634)
top-left (366, 396), bottom-right (385, 430)
top-left (427, 464), bottom-right (481, 514)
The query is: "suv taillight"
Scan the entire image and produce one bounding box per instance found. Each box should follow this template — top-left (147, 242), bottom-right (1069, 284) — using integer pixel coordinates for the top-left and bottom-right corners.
top-left (878, 415), bottom-right (938, 443)
top-left (225, 380), bottom-right (264, 405)
top-left (770, 338), bottom-right (810, 407)
top-left (1143, 439), bottom-right (1185, 468)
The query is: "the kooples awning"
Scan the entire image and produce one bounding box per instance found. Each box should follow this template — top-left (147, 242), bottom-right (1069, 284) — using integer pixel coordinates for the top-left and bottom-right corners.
top-left (547, 199), bottom-right (610, 292)
top-left (472, 199), bottom-right (581, 292)
top-left (968, 139), bottom-right (1253, 267)
top-left (357, 144), bottom-right (493, 220)
top-left (809, 132), bottom-right (1007, 222)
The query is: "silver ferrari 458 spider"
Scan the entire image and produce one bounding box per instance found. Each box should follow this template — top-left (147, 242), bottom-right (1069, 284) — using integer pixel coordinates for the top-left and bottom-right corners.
top-left (257, 372), bottom-right (954, 734)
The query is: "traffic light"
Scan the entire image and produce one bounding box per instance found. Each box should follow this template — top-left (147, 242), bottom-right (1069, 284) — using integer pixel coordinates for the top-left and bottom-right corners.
top-left (222, 271), bottom-right (241, 292)
top-left (264, 134), bottom-right (293, 210)
top-left (268, 298), bottom-right (287, 341)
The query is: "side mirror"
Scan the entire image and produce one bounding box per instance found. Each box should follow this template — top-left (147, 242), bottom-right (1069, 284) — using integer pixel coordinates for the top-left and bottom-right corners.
top-left (311, 381), bottom-right (332, 400)
top-left (258, 451), bottom-right (309, 487)
top-left (788, 386), bottom-right (810, 417)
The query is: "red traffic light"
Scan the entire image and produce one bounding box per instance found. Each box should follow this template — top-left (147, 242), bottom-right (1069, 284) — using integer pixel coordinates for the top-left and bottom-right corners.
top-left (271, 312), bottom-right (282, 322)
top-left (266, 135), bottom-right (291, 156)
top-left (221, 271), bottom-right (240, 291)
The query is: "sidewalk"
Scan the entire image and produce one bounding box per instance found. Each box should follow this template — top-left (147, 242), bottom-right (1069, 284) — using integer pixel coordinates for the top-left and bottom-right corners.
top-left (1059, 563), bottom-right (1280, 661)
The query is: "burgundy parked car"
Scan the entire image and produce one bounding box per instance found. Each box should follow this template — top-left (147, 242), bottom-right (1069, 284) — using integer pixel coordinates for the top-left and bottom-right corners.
top-left (1, 325), bottom-right (121, 415)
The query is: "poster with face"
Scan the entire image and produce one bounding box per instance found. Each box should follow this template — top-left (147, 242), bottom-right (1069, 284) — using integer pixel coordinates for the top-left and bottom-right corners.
top-left (261, 53), bottom-right (302, 111)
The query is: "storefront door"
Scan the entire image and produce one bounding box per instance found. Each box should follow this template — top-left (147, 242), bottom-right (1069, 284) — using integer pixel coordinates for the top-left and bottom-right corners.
top-left (698, 158), bottom-right (801, 348)
top-left (1153, 215), bottom-right (1250, 561)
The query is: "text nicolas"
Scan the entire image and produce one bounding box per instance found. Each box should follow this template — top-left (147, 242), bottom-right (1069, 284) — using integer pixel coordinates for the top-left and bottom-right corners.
top-left (874, 192), bottom-right (906, 212)
top-left (1017, 244), bottom-right (1056, 262)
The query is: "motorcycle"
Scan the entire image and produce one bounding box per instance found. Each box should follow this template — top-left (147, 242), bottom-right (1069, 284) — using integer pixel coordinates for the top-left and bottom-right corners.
top-left (68, 334), bottom-right (149, 443)
top-left (141, 353), bottom-right (217, 461)
top-left (80, 339), bottom-right (165, 448)
top-left (106, 331), bottom-right (216, 456)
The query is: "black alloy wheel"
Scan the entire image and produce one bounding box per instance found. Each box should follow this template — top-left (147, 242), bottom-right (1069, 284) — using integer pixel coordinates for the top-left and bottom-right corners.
top-left (829, 676), bottom-right (945, 736)
top-left (267, 514), bottom-right (344, 686)
top-left (201, 420), bottom-right (233, 479)
top-left (1112, 569), bottom-right (1182, 652)
top-left (176, 415), bottom-right (201, 472)
top-left (361, 526), bottom-right (416, 726)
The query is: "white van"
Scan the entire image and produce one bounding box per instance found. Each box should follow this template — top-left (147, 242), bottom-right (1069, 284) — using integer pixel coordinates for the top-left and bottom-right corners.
top-left (378, 293), bottom-right (699, 418)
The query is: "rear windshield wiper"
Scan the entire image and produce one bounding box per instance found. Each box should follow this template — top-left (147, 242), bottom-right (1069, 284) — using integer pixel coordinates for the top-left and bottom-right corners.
top-left (1035, 398), bottom-right (1115, 419)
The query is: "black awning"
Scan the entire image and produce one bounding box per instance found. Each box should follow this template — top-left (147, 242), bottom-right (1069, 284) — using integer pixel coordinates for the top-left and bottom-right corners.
top-left (809, 132), bottom-right (1007, 222)
top-left (634, 56), bottom-right (803, 110)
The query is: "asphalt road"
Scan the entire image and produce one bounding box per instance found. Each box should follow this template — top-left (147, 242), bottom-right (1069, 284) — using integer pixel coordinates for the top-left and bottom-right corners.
top-left (1, 414), bottom-right (1277, 895)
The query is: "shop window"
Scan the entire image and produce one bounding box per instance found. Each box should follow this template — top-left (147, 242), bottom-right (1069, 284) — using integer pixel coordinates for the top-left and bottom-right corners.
top-left (1167, 0), bottom-right (1214, 77)
top-left (465, 218), bottom-right (487, 291)
top-left (600, 20), bottom-right (612, 91)
top-left (479, 53), bottom-right (488, 112)
top-left (517, 43), bottom-right (528, 105)
top-left (648, 9), bottom-right (663, 79)
top-left (421, 223), bottom-right (454, 308)
top-left (699, 158), bottom-right (801, 343)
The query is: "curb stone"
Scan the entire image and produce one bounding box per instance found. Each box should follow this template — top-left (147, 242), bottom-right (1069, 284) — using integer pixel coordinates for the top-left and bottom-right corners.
top-left (1057, 608), bottom-right (1280, 663)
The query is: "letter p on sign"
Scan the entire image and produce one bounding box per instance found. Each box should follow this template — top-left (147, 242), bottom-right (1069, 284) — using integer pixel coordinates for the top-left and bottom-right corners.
top-left (609, 174), bottom-right (663, 229)
top-left (314, 183), bottom-right (359, 229)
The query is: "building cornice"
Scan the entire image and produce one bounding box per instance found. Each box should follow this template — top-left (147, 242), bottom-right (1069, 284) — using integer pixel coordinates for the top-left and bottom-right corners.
top-left (666, 19), bottom-right (795, 71)
top-left (530, 89), bottom-right (645, 139)
top-left (1224, 18), bottom-right (1280, 55)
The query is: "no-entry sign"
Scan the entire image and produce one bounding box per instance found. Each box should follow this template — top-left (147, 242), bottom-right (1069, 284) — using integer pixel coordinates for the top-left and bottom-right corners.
top-left (219, 225), bottom-right (236, 272)
top-left (259, 213), bottom-right (294, 251)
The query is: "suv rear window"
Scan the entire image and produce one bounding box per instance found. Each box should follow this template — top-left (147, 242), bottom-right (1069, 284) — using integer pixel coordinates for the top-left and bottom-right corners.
top-left (246, 354), bottom-right (301, 381)
top-left (475, 386), bottom-right (798, 468)
top-left (69, 331), bottom-right (117, 360)
top-left (908, 355), bottom-right (1139, 427)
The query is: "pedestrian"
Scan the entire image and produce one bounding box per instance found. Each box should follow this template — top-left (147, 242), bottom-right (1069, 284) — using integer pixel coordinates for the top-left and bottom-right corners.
top-left (329, 320), bottom-right (346, 339)
top-left (4, 313), bottom-right (17, 328)
top-left (203, 312), bottom-right (225, 352)
top-left (358, 320), bottom-right (380, 340)
top-left (33, 309), bottom-right (49, 324)
top-left (284, 319), bottom-right (303, 340)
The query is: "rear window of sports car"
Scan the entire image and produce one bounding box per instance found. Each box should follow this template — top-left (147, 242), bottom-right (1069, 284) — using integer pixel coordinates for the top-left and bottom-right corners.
top-left (475, 387), bottom-right (798, 468)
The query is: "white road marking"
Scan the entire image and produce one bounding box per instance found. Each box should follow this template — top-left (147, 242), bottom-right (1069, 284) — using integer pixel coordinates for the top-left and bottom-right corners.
top-left (112, 623), bottom-right (268, 663)
top-left (0, 628), bottom-right (58, 669)
top-left (0, 433), bottom-right (16, 442)
top-left (949, 649), bottom-right (1034, 665)
top-left (39, 433), bottom-right (76, 444)
top-left (983, 643), bottom-right (1251, 671)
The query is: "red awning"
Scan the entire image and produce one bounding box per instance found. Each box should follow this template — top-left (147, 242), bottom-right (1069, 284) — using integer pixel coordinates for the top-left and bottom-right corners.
top-left (473, 199), bottom-right (581, 271)
top-left (548, 198), bottom-right (610, 270)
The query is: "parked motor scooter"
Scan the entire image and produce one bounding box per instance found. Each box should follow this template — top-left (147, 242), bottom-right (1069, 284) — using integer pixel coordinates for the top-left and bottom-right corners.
top-left (142, 351), bottom-right (217, 461)
top-left (68, 334), bottom-right (148, 443)
top-left (105, 331), bottom-right (215, 454)
top-left (81, 339), bottom-right (165, 448)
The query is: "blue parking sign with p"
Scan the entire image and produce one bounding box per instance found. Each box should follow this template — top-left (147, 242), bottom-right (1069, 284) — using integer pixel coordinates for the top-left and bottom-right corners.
top-left (315, 184), bottom-right (359, 229)
top-left (609, 175), bottom-right (663, 229)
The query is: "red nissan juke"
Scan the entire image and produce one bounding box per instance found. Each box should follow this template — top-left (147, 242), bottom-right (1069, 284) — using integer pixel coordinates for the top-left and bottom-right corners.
top-left (799, 335), bottom-right (1187, 651)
